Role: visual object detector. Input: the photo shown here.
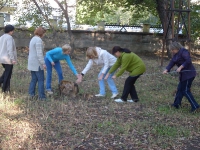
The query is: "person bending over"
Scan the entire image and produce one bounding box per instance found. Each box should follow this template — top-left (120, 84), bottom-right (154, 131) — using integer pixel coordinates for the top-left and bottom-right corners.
top-left (77, 47), bottom-right (118, 98)
top-left (105, 46), bottom-right (146, 103)
top-left (163, 41), bottom-right (199, 113)
top-left (45, 44), bottom-right (80, 94)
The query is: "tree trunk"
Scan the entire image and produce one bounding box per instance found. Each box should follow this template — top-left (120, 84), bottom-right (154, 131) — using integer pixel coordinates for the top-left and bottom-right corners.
top-left (64, 3), bottom-right (75, 57)
top-left (32, 0), bottom-right (60, 47)
top-left (54, 0), bottom-right (75, 57)
top-left (156, 0), bottom-right (172, 58)
top-left (0, 0), bottom-right (8, 11)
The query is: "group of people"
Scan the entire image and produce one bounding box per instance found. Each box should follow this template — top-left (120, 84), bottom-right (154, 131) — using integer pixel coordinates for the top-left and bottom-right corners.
top-left (26, 26), bottom-right (147, 103)
top-left (0, 25), bottom-right (199, 112)
top-left (27, 27), bottom-right (80, 100)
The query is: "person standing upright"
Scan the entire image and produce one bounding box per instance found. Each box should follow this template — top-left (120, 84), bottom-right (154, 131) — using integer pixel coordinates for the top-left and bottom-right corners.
top-left (28, 27), bottom-right (46, 100)
top-left (0, 25), bottom-right (17, 93)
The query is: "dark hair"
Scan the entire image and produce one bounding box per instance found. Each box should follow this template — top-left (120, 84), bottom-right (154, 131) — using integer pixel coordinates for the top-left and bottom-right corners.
top-left (112, 46), bottom-right (131, 55)
top-left (34, 27), bottom-right (46, 37)
top-left (4, 25), bottom-right (15, 33)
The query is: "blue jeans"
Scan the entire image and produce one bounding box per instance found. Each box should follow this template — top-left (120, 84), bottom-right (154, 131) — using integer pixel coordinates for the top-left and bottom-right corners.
top-left (45, 57), bottom-right (63, 90)
top-left (98, 67), bottom-right (118, 95)
top-left (174, 77), bottom-right (199, 110)
top-left (29, 67), bottom-right (45, 99)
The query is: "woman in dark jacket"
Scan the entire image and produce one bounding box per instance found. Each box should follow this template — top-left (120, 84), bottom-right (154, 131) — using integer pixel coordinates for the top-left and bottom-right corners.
top-left (163, 41), bottom-right (199, 113)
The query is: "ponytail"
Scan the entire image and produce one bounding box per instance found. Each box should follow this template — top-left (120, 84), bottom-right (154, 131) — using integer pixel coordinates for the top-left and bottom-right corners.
top-left (122, 48), bottom-right (131, 53)
top-left (112, 46), bottom-right (131, 55)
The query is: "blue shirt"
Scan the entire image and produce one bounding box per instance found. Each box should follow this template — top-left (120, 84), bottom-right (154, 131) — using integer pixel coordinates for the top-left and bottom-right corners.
top-left (166, 48), bottom-right (196, 81)
top-left (45, 47), bottom-right (78, 75)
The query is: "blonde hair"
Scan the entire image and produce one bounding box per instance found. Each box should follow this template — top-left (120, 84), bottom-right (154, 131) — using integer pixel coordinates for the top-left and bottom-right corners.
top-left (86, 47), bottom-right (98, 59)
top-left (169, 41), bottom-right (184, 51)
top-left (62, 44), bottom-right (71, 53)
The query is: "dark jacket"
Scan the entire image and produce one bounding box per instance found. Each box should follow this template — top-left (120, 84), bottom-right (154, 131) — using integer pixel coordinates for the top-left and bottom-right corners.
top-left (166, 48), bottom-right (196, 81)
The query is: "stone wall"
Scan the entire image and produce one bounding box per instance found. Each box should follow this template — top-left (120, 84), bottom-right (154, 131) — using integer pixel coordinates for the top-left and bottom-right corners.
top-left (72, 31), bottom-right (164, 53)
top-left (0, 28), bottom-right (189, 53)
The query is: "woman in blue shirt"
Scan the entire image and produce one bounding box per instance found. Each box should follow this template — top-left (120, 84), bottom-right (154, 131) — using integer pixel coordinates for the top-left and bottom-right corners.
top-left (163, 41), bottom-right (199, 113)
top-left (45, 44), bottom-right (79, 94)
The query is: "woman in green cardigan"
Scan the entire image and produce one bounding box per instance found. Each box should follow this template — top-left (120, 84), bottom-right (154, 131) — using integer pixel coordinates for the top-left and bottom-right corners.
top-left (105, 46), bottom-right (146, 102)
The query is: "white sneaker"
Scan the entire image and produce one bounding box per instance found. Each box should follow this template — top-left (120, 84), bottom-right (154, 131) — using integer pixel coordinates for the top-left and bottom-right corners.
top-left (127, 99), bottom-right (134, 102)
top-left (111, 93), bottom-right (118, 98)
top-left (95, 94), bottom-right (105, 97)
top-left (46, 90), bottom-right (53, 94)
top-left (114, 99), bottom-right (124, 103)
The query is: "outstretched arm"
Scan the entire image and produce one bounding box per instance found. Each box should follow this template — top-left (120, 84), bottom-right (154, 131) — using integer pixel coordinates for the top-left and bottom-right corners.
top-left (65, 55), bottom-right (78, 76)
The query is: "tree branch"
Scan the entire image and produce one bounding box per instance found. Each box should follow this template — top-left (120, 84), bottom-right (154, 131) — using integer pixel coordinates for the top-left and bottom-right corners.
top-left (32, 0), bottom-right (53, 29)
top-left (54, 0), bottom-right (71, 31)
top-left (0, 0), bottom-right (8, 11)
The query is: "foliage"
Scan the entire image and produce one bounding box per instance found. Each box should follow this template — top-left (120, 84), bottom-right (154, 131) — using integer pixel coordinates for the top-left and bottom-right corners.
top-left (126, 0), bottom-right (157, 14)
top-left (76, 0), bottom-right (122, 25)
top-left (76, 0), bottom-right (159, 25)
top-left (126, 0), bottom-right (160, 25)
top-left (0, 0), bottom-right (16, 12)
top-left (15, 0), bottom-right (54, 28)
top-left (190, 3), bottom-right (200, 42)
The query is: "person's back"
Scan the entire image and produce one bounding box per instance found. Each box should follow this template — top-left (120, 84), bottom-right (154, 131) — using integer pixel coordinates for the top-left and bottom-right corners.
top-left (124, 52), bottom-right (146, 75)
top-left (27, 27), bottom-right (46, 100)
top-left (0, 25), bottom-right (17, 92)
top-left (28, 36), bottom-right (44, 71)
top-left (0, 34), bottom-right (17, 64)
top-left (107, 46), bottom-right (145, 103)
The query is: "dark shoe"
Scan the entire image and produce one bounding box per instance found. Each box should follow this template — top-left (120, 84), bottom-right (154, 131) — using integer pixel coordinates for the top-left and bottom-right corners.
top-left (170, 104), bottom-right (179, 109)
top-left (134, 99), bottom-right (139, 102)
top-left (191, 106), bottom-right (200, 113)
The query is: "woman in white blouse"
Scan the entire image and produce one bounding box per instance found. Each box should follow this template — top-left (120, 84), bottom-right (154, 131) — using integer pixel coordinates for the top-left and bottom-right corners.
top-left (77, 47), bottom-right (118, 98)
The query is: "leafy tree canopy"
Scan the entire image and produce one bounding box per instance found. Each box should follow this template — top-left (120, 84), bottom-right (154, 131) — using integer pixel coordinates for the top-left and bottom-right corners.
top-left (190, 2), bottom-right (200, 42)
top-left (76, 0), bottom-right (200, 42)
top-left (15, 0), bottom-right (53, 28)
top-left (76, 0), bottom-right (158, 25)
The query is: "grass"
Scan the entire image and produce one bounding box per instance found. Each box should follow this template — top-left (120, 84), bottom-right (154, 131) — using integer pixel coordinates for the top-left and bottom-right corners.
top-left (0, 48), bottom-right (200, 149)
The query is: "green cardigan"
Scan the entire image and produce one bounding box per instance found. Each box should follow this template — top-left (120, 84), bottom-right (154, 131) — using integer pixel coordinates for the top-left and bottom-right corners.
top-left (109, 52), bottom-right (146, 77)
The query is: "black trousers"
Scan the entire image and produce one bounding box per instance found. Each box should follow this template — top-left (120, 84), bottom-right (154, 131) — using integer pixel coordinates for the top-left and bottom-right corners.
top-left (0, 64), bottom-right (13, 92)
top-left (121, 75), bottom-right (141, 101)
